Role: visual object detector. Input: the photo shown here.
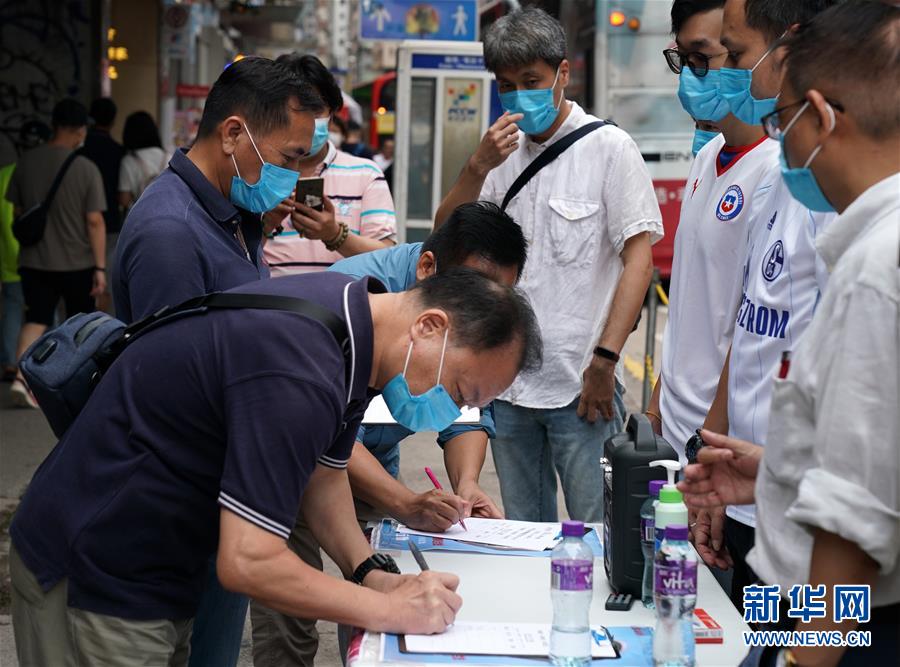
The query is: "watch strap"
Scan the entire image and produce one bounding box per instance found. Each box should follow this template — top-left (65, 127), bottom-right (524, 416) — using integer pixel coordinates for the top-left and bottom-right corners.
top-left (351, 553), bottom-right (400, 585)
top-left (593, 345), bottom-right (620, 363)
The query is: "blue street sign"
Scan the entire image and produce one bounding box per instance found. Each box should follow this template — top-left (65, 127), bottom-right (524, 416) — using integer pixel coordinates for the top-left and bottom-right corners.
top-left (360, 0), bottom-right (478, 42)
top-left (411, 53), bottom-right (484, 70)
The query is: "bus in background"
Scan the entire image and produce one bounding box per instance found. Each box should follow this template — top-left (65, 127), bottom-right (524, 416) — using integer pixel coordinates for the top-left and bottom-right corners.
top-left (353, 71), bottom-right (397, 149)
top-left (594, 0), bottom-right (695, 280)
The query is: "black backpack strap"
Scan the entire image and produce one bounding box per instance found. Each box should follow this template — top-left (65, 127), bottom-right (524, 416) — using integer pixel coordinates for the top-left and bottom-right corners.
top-left (122, 292), bottom-right (348, 350)
top-left (500, 120), bottom-right (612, 212)
top-left (43, 150), bottom-right (82, 210)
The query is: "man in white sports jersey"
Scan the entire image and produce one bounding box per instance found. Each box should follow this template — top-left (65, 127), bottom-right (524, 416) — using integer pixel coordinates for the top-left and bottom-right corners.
top-left (688, 0), bottom-right (840, 609)
top-left (648, 0), bottom-right (779, 462)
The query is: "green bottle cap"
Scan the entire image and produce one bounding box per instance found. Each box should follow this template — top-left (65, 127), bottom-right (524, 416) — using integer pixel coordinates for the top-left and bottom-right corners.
top-left (659, 486), bottom-right (683, 503)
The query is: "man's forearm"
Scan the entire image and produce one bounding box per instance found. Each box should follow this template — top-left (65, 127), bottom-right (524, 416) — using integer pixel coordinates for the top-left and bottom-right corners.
top-left (348, 441), bottom-right (418, 519)
top-left (598, 233), bottom-right (654, 354)
top-left (86, 213), bottom-right (106, 267)
top-left (301, 464), bottom-right (375, 577)
top-left (443, 432), bottom-right (487, 491)
top-left (790, 529), bottom-right (879, 667)
top-left (336, 233), bottom-right (395, 258)
top-left (433, 159), bottom-right (489, 230)
top-left (702, 349), bottom-right (730, 434)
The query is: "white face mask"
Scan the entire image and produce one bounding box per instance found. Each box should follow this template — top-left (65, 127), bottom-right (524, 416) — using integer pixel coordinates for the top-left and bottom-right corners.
top-left (328, 131), bottom-right (344, 146)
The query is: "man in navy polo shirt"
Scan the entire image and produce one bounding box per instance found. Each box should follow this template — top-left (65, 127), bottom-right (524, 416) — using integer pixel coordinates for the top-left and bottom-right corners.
top-left (10, 268), bottom-right (543, 666)
top-left (113, 56), bottom-right (325, 323)
top-left (251, 201), bottom-right (528, 666)
top-left (111, 56), bottom-right (326, 666)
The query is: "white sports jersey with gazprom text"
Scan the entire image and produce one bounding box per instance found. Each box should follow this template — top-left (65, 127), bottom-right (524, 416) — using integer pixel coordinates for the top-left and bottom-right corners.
top-left (726, 176), bottom-right (834, 527)
top-left (659, 135), bottom-right (780, 460)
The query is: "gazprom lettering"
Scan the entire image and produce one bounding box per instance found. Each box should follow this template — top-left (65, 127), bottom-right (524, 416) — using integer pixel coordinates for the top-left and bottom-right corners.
top-left (736, 293), bottom-right (789, 339)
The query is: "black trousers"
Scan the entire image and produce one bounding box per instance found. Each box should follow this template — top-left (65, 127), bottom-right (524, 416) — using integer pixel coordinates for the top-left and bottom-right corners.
top-left (20, 267), bottom-right (94, 326)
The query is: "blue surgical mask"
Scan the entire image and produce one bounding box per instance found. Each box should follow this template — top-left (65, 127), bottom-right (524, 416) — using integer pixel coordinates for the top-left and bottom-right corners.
top-left (692, 128), bottom-right (720, 156)
top-left (677, 69), bottom-right (730, 122)
top-left (229, 124), bottom-right (299, 213)
top-left (779, 101), bottom-right (835, 213)
top-left (382, 329), bottom-right (462, 432)
top-left (718, 41), bottom-right (781, 126)
top-left (498, 67), bottom-right (562, 136)
top-left (310, 117), bottom-right (329, 155)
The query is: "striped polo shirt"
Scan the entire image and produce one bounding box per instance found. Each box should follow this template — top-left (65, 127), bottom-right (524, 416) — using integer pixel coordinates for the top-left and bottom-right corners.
top-left (264, 142), bottom-right (396, 276)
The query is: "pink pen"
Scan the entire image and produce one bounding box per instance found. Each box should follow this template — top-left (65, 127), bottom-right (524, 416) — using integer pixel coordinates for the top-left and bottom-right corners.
top-left (424, 467), bottom-right (467, 531)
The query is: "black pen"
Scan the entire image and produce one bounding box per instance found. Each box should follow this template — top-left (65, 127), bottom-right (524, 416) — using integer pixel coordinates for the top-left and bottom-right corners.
top-left (408, 540), bottom-right (430, 571)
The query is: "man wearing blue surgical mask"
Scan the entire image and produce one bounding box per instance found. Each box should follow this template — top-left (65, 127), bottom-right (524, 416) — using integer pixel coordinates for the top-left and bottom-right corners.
top-left (112, 56), bottom-right (326, 667)
top-left (263, 54), bottom-right (396, 277)
top-left (435, 8), bottom-right (663, 525)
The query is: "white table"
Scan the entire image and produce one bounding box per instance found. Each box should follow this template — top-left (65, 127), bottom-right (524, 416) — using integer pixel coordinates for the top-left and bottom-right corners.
top-left (350, 545), bottom-right (751, 666)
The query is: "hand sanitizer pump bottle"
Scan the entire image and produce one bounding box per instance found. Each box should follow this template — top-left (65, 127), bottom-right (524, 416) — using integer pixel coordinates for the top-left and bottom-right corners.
top-left (650, 460), bottom-right (687, 553)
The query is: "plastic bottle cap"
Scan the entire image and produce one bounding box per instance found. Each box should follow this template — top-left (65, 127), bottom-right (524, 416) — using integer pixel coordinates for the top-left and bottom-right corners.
top-left (648, 480), bottom-right (665, 498)
top-left (658, 487), bottom-right (683, 503)
top-left (665, 524), bottom-right (689, 541)
top-left (561, 520), bottom-right (584, 537)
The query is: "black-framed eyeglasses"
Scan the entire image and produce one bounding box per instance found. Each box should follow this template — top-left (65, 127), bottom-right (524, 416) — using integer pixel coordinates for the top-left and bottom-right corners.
top-left (663, 48), bottom-right (728, 77)
top-left (761, 98), bottom-right (845, 140)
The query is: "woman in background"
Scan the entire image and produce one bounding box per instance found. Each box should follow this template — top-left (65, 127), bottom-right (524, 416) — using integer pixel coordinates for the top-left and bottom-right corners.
top-left (118, 111), bottom-right (166, 212)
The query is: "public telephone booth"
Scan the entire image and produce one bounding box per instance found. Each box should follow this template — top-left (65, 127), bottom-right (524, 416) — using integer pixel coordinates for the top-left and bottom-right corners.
top-left (393, 40), bottom-right (499, 243)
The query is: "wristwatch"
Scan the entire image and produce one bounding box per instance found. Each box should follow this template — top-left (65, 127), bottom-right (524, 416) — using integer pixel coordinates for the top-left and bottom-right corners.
top-left (685, 429), bottom-right (705, 464)
top-left (351, 553), bottom-right (400, 585)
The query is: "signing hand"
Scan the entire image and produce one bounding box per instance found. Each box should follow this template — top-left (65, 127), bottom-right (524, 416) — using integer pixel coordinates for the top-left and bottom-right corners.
top-left (677, 430), bottom-right (763, 509)
top-left (690, 507), bottom-right (732, 569)
top-left (291, 196), bottom-right (340, 242)
top-left (384, 571), bottom-right (462, 635)
top-left (470, 112), bottom-right (523, 175)
top-left (456, 480), bottom-right (504, 519)
top-left (577, 357), bottom-right (616, 423)
top-left (400, 489), bottom-right (472, 532)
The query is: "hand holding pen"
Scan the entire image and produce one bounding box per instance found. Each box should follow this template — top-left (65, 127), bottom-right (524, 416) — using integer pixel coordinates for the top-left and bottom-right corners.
top-left (425, 467), bottom-right (468, 531)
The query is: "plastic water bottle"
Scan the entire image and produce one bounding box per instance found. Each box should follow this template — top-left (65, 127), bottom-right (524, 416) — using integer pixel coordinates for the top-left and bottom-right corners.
top-left (653, 524), bottom-right (697, 667)
top-left (641, 480), bottom-right (666, 608)
top-left (550, 520), bottom-right (594, 666)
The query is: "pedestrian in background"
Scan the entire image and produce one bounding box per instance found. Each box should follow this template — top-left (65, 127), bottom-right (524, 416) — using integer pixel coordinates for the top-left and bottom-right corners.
top-left (263, 53), bottom-right (396, 277)
top-left (0, 160), bottom-right (22, 381)
top-left (118, 110), bottom-right (167, 212)
top-left (6, 98), bottom-right (106, 409)
top-left (341, 119), bottom-right (375, 160)
top-left (82, 97), bottom-right (124, 312)
top-left (373, 136), bottom-right (394, 171)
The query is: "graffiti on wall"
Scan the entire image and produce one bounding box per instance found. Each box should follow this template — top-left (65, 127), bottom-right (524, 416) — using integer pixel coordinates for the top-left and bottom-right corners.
top-left (0, 0), bottom-right (92, 163)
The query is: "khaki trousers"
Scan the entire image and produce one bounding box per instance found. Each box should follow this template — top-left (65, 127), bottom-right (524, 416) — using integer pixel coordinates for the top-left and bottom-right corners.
top-left (250, 503), bottom-right (379, 666)
top-left (10, 544), bottom-right (193, 667)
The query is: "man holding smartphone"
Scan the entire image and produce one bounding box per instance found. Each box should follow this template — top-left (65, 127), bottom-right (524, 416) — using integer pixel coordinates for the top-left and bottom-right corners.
top-left (263, 54), bottom-right (396, 275)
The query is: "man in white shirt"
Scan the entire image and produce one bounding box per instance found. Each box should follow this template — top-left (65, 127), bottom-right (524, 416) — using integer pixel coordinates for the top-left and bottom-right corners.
top-left (686, 0), bottom-right (840, 610)
top-left (434, 7), bottom-right (662, 522)
top-left (648, 0), bottom-right (780, 463)
top-left (679, 5), bottom-right (900, 664)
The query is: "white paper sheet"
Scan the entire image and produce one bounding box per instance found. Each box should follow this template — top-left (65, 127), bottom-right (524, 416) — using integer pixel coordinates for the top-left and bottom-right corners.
top-left (401, 621), bottom-right (616, 658)
top-left (362, 395), bottom-right (481, 425)
top-left (397, 518), bottom-right (561, 552)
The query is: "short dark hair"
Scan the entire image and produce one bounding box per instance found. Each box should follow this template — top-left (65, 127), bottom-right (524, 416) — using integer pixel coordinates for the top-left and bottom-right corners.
top-left (745, 0), bottom-right (842, 42)
top-left (123, 111), bottom-right (163, 151)
top-left (411, 267), bottom-right (542, 374)
top-left (90, 97), bottom-right (117, 127)
top-left (196, 57), bottom-right (325, 140)
top-left (784, 1), bottom-right (900, 140)
top-left (330, 115), bottom-right (347, 135)
top-left (670, 0), bottom-right (726, 34)
top-left (52, 98), bottom-right (89, 130)
top-left (423, 202), bottom-right (528, 280)
top-left (483, 7), bottom-right (566, 72)
top-left (275, 53), bottom-right (344, 114)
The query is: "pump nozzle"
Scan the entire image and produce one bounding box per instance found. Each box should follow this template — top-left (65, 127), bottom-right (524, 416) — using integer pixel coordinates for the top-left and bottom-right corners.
top-left (650, 459), bottom-right (681, 487)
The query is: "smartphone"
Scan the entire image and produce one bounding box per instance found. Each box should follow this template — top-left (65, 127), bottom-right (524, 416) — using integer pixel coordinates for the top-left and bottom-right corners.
top-left (295, 176), bottom-right (324, 211)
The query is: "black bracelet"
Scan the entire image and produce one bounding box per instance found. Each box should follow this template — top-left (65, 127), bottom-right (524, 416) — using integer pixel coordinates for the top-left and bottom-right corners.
top-left (593, 345), bottom-right (620, 363)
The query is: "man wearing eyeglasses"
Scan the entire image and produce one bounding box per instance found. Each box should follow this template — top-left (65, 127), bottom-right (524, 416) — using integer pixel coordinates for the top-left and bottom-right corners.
top-left (685, 0), bottom-right (839, 612)
top-left (649, 0), bottom-right (779, 470)
top-left (679, 5), bottom-right (900, 664)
